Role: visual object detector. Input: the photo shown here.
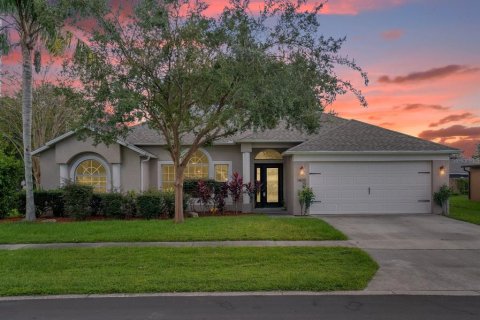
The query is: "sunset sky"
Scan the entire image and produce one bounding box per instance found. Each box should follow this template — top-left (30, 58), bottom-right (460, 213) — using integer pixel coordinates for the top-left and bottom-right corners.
top-left (1, 0), bottom-right (479, 156)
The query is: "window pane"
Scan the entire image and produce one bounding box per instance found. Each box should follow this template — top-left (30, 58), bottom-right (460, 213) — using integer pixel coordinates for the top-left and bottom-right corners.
top-left (255, 149), bottom-right (282, 160)
top-left (75, 159), bottom-right (107, 193)
top-left (215, 164), bottom-right (229, 182)
top-left (185, 150), bottom-right (209, 180)
top-left (266, 168), bottom-right (279, 203)
top-left (162, 164), bottom-right (175, 190)
top-left (256, 167), bottom-right (261, 203)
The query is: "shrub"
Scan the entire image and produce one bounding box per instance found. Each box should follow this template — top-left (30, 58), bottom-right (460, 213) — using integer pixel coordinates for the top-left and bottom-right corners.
top-left (100, 193), bottom-right (125, 218)
top-left (184, 179), bottom-right (221, 197)
top-left (90, 193), bottom-right (104, 216)
top-left (122, 191), bottom-right (137, 218)
top-left (433, 185), bottom-right (452, 215)
top-left (214, 182), bottom-right (229, 214)
top-left (162, 190), bottom-right (175, 218)
top-left (18, 190), bottom-right (66, 218)
top-left (63, 183), bottom-right (94, 220)
top-left (196, 180), bottom-right (212, 212)
top-left (298, 185), bottom-right (315, 215)
top-left (0, 153), bottom-right (23, 218)
top-left (137, 191), bottom-right (164, 219)
top-left (33, 190), bottom-right (64, 217)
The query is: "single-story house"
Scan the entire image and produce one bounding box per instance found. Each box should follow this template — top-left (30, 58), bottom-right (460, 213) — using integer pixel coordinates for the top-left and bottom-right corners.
top-left (33, 114), bottom-right (459, 215)
top-left (462, 164), bottom-right (480, 202)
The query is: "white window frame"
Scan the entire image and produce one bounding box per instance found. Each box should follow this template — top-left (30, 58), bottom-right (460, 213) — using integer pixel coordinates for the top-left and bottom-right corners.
top-left (157, 149), bottom-right (232, 188)
top-left (213, 161), bottom-right (233, 182)
top-left (69, 154), bottom-right (112, 192)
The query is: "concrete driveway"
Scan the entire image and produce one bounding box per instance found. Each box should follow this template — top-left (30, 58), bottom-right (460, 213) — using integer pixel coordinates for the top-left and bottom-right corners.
top-left (320, 214), bottom-right (480, 293)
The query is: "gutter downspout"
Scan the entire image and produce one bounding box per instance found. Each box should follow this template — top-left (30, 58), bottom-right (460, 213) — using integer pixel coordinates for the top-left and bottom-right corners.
top-left (462, 166), bottom-right (471, 200)
top-left (140, 156), bottom-right (151, 192)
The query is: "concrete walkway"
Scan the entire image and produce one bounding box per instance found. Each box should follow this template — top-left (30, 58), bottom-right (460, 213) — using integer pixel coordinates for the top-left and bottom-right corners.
top-left (0, 240), bottom-right (355, 250)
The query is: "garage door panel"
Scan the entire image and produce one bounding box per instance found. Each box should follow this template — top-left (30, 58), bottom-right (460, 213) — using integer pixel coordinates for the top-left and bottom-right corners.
top-left (309, 161), bottom-right (431, 214)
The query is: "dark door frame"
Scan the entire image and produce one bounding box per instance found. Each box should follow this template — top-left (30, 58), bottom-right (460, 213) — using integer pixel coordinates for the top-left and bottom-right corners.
top-left (254, 163), bottom-right (283, 208)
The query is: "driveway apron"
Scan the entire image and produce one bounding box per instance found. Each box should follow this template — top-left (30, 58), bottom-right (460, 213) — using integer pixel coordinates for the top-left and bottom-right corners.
top-left (318, 214), bottom-right (480, 292)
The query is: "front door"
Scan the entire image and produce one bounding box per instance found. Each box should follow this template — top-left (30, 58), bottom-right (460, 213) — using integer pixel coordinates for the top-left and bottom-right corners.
top-left (255, 164), bottom-right (283, 208)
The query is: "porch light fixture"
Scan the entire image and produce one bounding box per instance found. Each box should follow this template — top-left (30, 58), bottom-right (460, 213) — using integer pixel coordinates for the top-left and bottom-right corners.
top-left (439, 165), bottom-right (445, 176)
top-left (299, 166), bottom-right (305, 179)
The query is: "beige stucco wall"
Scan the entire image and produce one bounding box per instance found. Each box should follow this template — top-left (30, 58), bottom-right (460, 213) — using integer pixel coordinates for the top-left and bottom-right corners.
top-left (470, 168), bottom-right (480, 202)
top-left (36, 135), bottom-right (146, 191)
top-left (432, 159), bottom-right (450, 214)
top-left (37, 148), bottom-right (59, 190)
top-left (284, 155), bottom-right (294, 213)
top-left (55, 135), bottom-right (121, 164)
top-left (120, 147), bottom-right (142, 192)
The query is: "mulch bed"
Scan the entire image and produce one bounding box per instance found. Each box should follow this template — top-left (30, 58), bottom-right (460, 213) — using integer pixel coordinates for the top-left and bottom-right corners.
top-left (0, 211), bottom-right (253, 223)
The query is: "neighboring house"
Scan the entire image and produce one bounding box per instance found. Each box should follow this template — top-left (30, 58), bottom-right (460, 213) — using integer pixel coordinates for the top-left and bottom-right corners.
top-left (462, 164), bottom-right (480, 202)
top-left (449, 158), bottom-right (479, 193)
top-left (33, 114), bottom-right (459, 215)
top-left (450, 158), bottom-right (479, 178)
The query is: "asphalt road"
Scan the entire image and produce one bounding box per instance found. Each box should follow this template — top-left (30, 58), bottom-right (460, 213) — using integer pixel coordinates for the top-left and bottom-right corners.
top-left (1, 295), bottom-right (479, 320)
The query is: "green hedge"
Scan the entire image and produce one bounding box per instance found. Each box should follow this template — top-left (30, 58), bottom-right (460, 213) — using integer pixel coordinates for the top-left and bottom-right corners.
top-left (137, 192), bottom-right (164, 219)
top-left (63, 184), bottom-right (94, 220)
top-left (17, 190), bottom-right (65, 218)
top-left (14, 187), bottom-right (184, 220)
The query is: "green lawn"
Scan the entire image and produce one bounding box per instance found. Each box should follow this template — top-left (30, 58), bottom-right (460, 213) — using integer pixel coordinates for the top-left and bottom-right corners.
top-left (0, 215), bottom-right (346, 243)
top-left (449, 195), bottom-right (480, 225)
top-left (0, 247), bottom-right (377, 296)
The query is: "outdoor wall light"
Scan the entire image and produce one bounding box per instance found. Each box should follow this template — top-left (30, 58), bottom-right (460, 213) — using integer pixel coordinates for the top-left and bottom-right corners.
top-left (439, 165), bottom-right (445, 176)
top-left (299, 166), bottom-right (306, 179)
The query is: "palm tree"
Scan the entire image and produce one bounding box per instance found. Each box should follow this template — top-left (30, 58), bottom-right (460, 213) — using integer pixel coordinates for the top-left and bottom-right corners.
top-left (0, 0), bottom-right (104, 220)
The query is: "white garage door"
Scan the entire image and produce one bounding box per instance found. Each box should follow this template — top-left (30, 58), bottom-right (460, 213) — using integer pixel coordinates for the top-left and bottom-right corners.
top-left (309, 162), bottom-right (432, 214)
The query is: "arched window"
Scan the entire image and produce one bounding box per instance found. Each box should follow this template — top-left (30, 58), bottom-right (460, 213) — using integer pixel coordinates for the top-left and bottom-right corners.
top-left (161, 149), bottom-right (215, 189)
top-left (185, 150), bottom-right (209, 179)
top-left (255, 149), bottom-right (283, 160)
top-left (75, 159), bottom-right (108, 192)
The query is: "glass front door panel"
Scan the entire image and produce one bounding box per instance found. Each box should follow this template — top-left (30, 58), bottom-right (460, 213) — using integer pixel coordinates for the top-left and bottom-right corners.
top-left (256, 168), bottom-right (261, 203)
top-left (266, 168), bottom-right (279, 203)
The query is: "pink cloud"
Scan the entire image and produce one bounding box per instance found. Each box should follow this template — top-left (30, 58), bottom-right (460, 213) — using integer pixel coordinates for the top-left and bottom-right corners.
top-left (322, 0), bottom-right (412, 15)
top-left (381, 29), bottom-right (404, 40)
top-left (429, 112), bottom-right (476, 127)
top-left (378, 65), bottom-right (480, 84)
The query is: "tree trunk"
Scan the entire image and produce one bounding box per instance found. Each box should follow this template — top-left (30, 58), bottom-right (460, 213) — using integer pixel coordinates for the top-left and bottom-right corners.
top-left (174, 164), bottom-right (185, 223)
top-left (33, 157), bottom-right (41, 189)
top-left (22, 45), bottom-right (36, 221)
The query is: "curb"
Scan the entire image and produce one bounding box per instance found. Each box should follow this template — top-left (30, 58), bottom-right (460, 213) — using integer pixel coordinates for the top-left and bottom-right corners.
top-left (1, 290), bottom-right (480, 301)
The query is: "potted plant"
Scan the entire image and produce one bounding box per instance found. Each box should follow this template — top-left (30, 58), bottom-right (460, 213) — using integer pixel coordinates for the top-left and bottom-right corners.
top-left (298, 186), bottom-right (315, 216)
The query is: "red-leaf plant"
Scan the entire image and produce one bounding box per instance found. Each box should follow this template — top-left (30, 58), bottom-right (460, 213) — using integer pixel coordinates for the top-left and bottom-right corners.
top-left (244, 180), bottom-right (262, 204)
top-left (196, 180), bottom-right (212, 213)
top-left (214, 182), bottom-right (229, 214)
top-left (228, 172), bottom-right (243, 214)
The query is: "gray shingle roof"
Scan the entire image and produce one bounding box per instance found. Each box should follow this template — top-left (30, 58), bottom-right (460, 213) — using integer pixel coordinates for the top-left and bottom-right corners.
top-left (286, 119), bottom-right (459, 153)
top-left (126, 113), bottom-right (347, 145)
top-left (450, 158), bottom-right (480, 176)
top-left (110, 114), bottom-right (460, 154)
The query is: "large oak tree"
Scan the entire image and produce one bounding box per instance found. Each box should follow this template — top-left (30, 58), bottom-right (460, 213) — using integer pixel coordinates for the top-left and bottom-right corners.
top-left (70, 0), bottom-right (368, 223)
